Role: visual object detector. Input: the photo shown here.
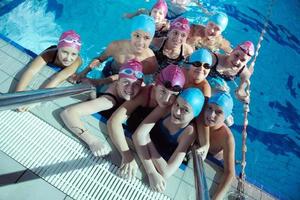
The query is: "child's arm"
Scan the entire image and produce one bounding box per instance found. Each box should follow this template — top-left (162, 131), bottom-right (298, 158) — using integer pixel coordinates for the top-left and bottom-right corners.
top-left (45, 57), bottom-right (82, 88)
top-left (74, 42), bottom-right (116, 80)
top-left (212, 129), bottom-right (235, 200)
top-left (154, 125), bottom-right (196, 178)
top-left (123, 8), bottom-right (149, 19)
top-left (16, 55), bottom-right (47, 92)
top-left (133, 106), bottom-right (170, 192)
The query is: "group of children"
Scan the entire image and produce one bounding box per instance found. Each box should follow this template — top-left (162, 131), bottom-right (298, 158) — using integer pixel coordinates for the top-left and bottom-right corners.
top-left (15, 0), bottom-right (256, 199)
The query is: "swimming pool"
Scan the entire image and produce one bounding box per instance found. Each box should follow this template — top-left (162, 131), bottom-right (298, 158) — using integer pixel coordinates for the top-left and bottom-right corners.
top-left (0, 0), bottom-right (299, 199)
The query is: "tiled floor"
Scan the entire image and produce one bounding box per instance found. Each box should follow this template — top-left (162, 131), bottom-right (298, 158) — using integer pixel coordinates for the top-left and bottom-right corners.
top-left (0, 37), bottom-right (276, 200)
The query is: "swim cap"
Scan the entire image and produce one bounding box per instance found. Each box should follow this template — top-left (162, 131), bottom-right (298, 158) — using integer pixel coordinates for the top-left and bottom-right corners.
top-left (208, 92), bottom-right (233, 119)
top-left (235, 41), bottom-right (255, 57)
top-left (156, 64), bottom-right (185, 92)
top-left (179, 88), bottom-right (205, 117)
top-left (189, 48), bottom-right (212, 66)
top-left (57, 30), bottom-right (81, 51)
top-left (131, 14), bottom-right (156, 38)
top-left (170, 17), bottom-right (190, 34)
top-left (208, 12), bottom-right (228, 32)
top-left (119, 59), bottom-right (144, 81)
top-left (152, 0), bottom-right (168, 17)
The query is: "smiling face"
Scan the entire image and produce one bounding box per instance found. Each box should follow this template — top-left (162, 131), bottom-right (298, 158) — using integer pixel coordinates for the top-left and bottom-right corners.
top-left (130, 30), bottom-right (152, 53)
top-left (167, 29), bottom-right (188, 48)
top-left (204, 103), bottom-right (225, 127)
top-left (205, 22), bottom-right (221, 39)
top-left (171, 96), bottom-right (194, 125)
top-left (117, 78), bottom-right (142, 101)
top-left (228, 48), bottom-right (251, 69)
top-left (151, 8), bottom-right (165, 23)
top-left (155, 85), bottom-right (179, 108)
top-left (188, 64), bottom-right (210, 84)
top-left (57, 46), bottom-right (79, 66)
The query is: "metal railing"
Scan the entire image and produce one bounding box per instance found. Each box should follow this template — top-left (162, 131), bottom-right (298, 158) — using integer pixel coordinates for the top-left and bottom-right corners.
top-left (0, 84), bottom-right (96, 111)
top-left (192, 145), bottom-right (210, 200)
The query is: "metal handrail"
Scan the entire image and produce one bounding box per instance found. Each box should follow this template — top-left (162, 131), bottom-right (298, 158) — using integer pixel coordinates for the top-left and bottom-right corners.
top-left (192, 145), bottom-right (210, 200)
top-left (0, 84), bottom-right (96, 111)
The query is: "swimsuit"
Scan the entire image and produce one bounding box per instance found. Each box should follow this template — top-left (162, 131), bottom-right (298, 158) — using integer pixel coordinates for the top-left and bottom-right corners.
top-left (125, 85), bottom-right (155, 133)
top-left (98, 92), bottom-right (123, 120)
top-left (150, 114), bottom-right (187, 161)
top-left (154, 39), bottom-right (185, 73)
top-left (209, 53), bottom-right (245, 81)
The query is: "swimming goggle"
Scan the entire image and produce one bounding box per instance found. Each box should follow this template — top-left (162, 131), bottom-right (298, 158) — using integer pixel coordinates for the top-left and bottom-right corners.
top-left (239, 44), bottom-right (254, 56)
top-left (185, 62), bottom-right (211, 69)
top-left (119, 68), bottom-right (144, 79)
top-left (59, 36), bottom-right (82, 46)
top-left (171, 21), bottom-right (190, 31)
top-left (162, 80), bottom-right (183, 92)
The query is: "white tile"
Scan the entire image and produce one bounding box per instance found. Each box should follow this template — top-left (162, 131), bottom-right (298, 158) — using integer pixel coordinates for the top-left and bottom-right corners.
top-left (0, 43), bottom-right (33, 64)
top-left (164, 175), bottom-right (181, 199)
top-left (174, 181), bottom-right (195, 200)
top-left (0, 74), bottom-right (18, 93)
top-left (0, 38), bottom-right (7, 48)
top-left (0, 52), bottom-right (26, 77)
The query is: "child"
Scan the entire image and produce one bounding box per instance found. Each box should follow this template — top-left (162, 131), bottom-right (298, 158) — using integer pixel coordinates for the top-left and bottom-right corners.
top-left (209, 41), bottom-right (255, 102)
top-left (187, 12), bottom-right (232, 53)
top-left (73, 14), bottom-right (158, 84)
top-left (124, 0), bottom-right (170, 38)
top-left (60, 59), bottom-right (144, 157)
top-left (201, 92), bottom-right (235, 200)
top-left (16, 30), bottom-right (82, 111)
top-left (133, 87), bottom-right (205, 192)
top-left (107, 64), bottom-right (185, 179)
top-left (152, 17), bottom-right (193, 72)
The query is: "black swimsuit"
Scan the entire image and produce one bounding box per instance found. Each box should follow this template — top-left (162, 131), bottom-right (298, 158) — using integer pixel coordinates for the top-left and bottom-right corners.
top-left (125, 86), bottom-right (155, 133)
top-left (97, 92), bottom-right (123, 120)
top-left (209, 53), bottom-right (245, 81)
top-left (154, 39), bottom-right (184, 73)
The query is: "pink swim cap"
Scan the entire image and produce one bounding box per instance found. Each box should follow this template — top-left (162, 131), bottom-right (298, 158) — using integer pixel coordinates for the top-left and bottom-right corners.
top-left (119, 59), bottom-right (144, 81)
top-left (57, 30), bottom-right (81, 51)
top-left (156, 64), bottom-right (185, 92)
top-left (236, 41), bottom-right (255, 57)
top-left (170, 17), bottom-right (190, 34)
top-left (152, 0), bottom-right (168, 18)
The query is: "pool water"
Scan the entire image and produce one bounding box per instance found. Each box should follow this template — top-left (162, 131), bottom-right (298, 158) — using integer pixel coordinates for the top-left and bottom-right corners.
top-left (0, 0), bottom-right (299, 199)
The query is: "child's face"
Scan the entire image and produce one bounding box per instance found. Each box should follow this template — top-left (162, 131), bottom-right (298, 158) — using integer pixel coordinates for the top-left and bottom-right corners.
top-left (204, 103), bottom-right (225, 127)
top-left (188, 64), bottom-right (210, 84)
top-left (117, 78), bottom-right (142, 101)
top-left (155, 85), bottom-right (179, 108)
top-left (151, 8), bottom-right (165, 23)
top-left (228, 49), bottom-right (251, 69)
top-left (57, 46), bottom-right (79, 66)
top-left (130, 30), bottom-right (152, 53)
top-left (167, 29), bottom-right (188, 48)
top-left (171, 97), bottom-right (194, 125)
top-left (205, 22), bottom-right (221, 39)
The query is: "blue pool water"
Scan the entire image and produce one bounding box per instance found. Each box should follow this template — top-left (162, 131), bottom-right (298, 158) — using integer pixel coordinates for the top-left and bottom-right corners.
top-left (0, 0), bottom-right (299, 199)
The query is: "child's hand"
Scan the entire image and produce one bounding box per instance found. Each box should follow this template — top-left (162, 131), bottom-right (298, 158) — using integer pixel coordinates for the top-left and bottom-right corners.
top-left (196, 144), bottom-right (209, 160)
top-left (88, 59), bottom-right (101, 69)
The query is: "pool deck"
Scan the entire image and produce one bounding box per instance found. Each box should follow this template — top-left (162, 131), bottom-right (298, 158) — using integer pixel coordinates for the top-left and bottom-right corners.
top-left (0, 37), bottom-right (276, 200)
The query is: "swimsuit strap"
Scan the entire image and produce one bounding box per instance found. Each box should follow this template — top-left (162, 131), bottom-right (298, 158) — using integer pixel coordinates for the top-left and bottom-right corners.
top-left (211, 52), bottom-right (219, 68)
top-left (146, 85), bottom-right (154, 107)
top-left (98, 92), bottom-right (120, 105)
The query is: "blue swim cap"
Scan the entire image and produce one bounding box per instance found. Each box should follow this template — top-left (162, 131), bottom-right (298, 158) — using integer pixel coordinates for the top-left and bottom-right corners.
top-left (189, 48), bottom-right (212, 65)
top-left (179, 88), bottom-right (205, 117)
top-left (208, 12), bottom-right (228, 32)
top-left (208, 92), bottom-right (233, 119)
top-left (131, 14), bottom-right (155, 38)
